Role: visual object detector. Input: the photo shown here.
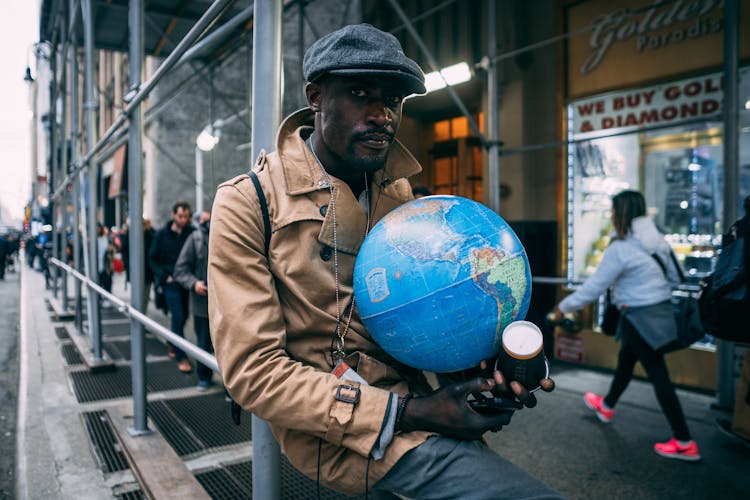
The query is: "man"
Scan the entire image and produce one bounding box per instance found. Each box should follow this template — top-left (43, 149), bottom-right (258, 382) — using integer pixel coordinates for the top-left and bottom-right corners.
top-left (174, 211), bottom-right (214, 389)
top-left (209, 24), bottom-right (558, 498)
top-left (149, 201), bottom-right (194, 373)
top-left (0, 233), bottom-right (8, 280)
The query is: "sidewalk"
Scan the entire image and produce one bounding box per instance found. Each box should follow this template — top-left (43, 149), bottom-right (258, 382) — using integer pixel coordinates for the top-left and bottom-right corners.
top-left (15, 266), bottom-right (750, 499)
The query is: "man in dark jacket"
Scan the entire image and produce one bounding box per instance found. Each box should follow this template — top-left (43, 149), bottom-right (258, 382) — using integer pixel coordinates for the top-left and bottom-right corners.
top-left (149, 201), bottom-right (194, 373)
top-left (174, 210), bottom-right (213, 389)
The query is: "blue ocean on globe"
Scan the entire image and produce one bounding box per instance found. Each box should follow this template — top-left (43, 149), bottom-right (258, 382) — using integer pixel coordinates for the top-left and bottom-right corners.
top-left (353, 195), bottom-right (532, 373)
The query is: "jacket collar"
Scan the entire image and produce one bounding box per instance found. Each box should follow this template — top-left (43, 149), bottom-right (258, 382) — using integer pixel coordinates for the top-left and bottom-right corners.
top-left (276, 108), bottom-right (421, 254)
top-left (276, 108), bottom-right (421, 196)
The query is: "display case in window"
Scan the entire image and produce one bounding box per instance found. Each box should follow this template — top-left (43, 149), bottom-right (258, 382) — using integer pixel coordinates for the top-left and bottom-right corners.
top-left (566, 68), bottom-right (750, 290)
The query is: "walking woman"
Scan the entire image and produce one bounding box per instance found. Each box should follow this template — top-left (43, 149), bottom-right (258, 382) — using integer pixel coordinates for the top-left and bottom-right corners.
top-left (550, 190), bottom-right (700, 461)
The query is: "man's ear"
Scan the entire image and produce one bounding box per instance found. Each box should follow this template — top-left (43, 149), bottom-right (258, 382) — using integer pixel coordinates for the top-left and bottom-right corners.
top-left (305, 82), bottom-right (322, 112)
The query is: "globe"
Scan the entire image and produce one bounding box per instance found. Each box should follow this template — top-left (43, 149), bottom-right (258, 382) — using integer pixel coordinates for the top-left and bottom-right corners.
top-left (353, 195), bottom-right (532, 373)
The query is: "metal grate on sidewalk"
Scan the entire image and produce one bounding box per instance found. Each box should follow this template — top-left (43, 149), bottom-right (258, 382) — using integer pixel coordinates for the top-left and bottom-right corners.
top-left (194, 458), bottom-right (362, 500)
top-left (148, 392), bottom-right (251, 457)
top-left (55, 326), bottom-right (70, 339)
top-left (115, 490), bottom-right (144, 500)
top-left (69, 360), bottom-right (198, 403)
top-left (61, 343), bottom-right (84, 366)
top-left (81, 410), bottom-right (130, 472)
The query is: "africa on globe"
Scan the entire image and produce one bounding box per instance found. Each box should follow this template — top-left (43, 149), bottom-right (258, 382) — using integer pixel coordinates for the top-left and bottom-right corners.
top-left (353, 195), bottom-right (532, 373)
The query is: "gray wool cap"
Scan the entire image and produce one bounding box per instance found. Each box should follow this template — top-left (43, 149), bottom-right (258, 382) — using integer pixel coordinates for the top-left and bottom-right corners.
top-left (303, 24), bottom-right (426, 95)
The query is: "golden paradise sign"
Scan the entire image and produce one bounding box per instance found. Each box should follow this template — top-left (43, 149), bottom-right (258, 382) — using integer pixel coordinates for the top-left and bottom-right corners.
top-left (565, 0), bottom-right (750, 98)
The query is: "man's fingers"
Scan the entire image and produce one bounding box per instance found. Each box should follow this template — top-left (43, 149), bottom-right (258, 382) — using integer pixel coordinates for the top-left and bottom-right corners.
top-left (510, 381), bottom-right (538, 408)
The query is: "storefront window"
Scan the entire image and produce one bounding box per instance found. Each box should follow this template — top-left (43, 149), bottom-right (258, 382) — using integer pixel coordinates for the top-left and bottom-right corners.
top-left (567, 68), bottom-right (750, 286)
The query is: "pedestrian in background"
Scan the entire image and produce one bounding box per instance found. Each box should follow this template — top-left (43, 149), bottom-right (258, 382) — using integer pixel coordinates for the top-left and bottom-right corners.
top-left (551, 189), bottom-right (700, 462)
top-left (149, 201), bottom-right (194, 373)
top-left (174, 210), bottom-right (214, 390)
top-left (96, 223), bottom-right (114, 298)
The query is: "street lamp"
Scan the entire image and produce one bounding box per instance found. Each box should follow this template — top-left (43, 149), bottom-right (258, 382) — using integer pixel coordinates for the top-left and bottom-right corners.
top-left (196, 125), bottom-right (220, 152)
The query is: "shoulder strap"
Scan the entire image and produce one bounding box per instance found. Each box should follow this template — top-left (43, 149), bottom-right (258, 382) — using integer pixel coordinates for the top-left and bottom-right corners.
top-left (248, 169), bottom-right (271, 257)
top-left (651, 251), bottom-right (685, 283)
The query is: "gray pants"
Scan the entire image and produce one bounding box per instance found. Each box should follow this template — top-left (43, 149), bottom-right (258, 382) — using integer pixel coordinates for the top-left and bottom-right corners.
top-left (372, 437), bottom-right (563, 500)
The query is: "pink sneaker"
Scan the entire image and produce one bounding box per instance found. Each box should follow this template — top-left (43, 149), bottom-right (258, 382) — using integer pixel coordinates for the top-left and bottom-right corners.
top-left (583, 392), bottom-right (614, 423)
top-left (654, 438), bottom-right (701, 462)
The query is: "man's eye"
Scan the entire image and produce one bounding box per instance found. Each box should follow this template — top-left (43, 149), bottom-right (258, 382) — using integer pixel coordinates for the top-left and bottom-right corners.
top-left (351, 89), bottom-right (367, 98)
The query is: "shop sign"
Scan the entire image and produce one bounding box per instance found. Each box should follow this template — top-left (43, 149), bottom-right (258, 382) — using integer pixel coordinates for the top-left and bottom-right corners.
top-left (565, 0), bottom-right (749, 98)
top-left (556, 333), bottom-right (584, 363)
top-left (581, 0), bottom-right (723, 76)
top-left (570, 71), bottom-right (724, 136)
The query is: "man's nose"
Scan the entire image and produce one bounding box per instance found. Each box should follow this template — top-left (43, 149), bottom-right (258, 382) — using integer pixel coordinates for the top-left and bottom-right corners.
top-left (366, 100), bottom-right (392, 127)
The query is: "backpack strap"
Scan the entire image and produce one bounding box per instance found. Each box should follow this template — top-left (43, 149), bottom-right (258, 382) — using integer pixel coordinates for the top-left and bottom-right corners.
top-left (248, 169), bottom-right (271, 258)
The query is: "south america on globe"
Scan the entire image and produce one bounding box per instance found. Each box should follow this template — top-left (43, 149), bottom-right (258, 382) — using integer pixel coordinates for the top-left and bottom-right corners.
top-left (353, 195), bottom-right (532, 373)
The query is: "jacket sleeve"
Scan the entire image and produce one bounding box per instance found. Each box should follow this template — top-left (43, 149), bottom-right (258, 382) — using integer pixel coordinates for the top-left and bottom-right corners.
top-left (174, 233), bottom-right (199, 291)
top-left (559, 243), bottom-right (624, 313)
top-left (208, 181), bottom-right (390, 458)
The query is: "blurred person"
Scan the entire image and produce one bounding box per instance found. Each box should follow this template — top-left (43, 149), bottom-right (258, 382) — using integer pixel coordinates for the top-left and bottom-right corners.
top-left (149, 201), bottom-right (194, 373)
top-left (550, 190), bottom-right (700, 462)
top-left (174, 210), bottom-right (214, 390)
top-left (96, 223), bottom-right (115, 299)
top-left (0, 233), bottom-right (8, 280)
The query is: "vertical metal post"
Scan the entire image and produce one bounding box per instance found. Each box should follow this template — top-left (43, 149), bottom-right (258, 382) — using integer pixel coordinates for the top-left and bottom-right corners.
top-left (128, 0), bottom-right (150, 435)
top-left (49, 42), bottom-right (59, 298)
top-left (60, 22), bottom-right (70, 312)
top-left (195, 146), bottom-right (204, 214)
top-left (251, 0), bottom-right (282, 497)
top-left (487, 0), bottom-right (500, 213)
top-left (717, 0), bottom-right (739, 410)
top-left (70, 0), bottom-right (83, 332)
top-left (83, 0), bottom-right (103, 360)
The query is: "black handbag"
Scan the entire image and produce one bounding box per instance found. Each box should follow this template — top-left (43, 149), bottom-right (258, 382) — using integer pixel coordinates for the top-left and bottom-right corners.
top-left (600, 289), bottom-right (619, 337)
top-left (652, 252), bottom-right (706, 353)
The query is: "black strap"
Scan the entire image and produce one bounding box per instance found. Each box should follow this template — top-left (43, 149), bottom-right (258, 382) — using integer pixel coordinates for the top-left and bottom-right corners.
top-left (248, 170), bottom-right (271, 257)
top-left (651, 251), bottom-right (685, 283)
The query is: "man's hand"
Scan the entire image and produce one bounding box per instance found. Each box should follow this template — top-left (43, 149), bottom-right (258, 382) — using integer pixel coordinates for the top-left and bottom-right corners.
top-left (194, 280), bottom-right (208, 296)
top-left (478, 359), bottom-right (555, 409)
top-left (397, 377), bottom-right (515, 440)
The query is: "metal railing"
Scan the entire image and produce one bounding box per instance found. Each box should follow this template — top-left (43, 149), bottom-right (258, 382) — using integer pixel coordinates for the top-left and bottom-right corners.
top-left (49, 257), bottom-right (219, 373)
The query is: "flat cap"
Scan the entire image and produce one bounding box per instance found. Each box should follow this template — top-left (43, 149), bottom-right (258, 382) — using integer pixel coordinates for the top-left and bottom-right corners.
top-left (303, 24), bottom-right (426, 95)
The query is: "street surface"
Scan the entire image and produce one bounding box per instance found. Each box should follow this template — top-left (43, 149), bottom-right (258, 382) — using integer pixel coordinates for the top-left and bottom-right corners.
top-left (0, 262), bottom-right (20, 499)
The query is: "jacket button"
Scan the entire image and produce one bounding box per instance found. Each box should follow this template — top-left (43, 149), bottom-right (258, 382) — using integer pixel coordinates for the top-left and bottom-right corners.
top-left (319, 204), bottom-right (328, 216)
top-left (320, 246), bottom-right (332, 261)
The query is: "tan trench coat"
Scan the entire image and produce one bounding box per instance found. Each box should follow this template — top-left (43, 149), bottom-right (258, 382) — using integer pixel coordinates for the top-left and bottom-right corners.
top-left (208, 109), bottom-right (433, 495)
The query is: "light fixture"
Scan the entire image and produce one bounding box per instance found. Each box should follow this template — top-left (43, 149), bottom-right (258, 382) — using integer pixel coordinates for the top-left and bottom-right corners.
top-left (680, 200), bottom-right (689, 209)
top-left (745, 99), bottom-right (750, 110)
top-left (423, 62), bottom-right (472, 93)
top-left (196, 126), bottom-right (220, 151)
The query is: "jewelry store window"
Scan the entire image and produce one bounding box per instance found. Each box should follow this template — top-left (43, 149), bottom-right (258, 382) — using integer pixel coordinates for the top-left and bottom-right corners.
top-left (565, 67), bottom-right (750, 348)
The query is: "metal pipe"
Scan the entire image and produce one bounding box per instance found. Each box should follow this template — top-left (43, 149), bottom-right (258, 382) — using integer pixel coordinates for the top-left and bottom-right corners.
top-left (128, 0), bottom-right (150, 436)
top-left (50, 258), bottom-right (220, 371)
top-left (82, 0), bottom-right (103, 360)
top-left (386, 0), bottom-right (488, 149)
top-left (487, 0), bottom-right (500, 213)
top-left (178, 3), bottom-right (254, 63)
top-left (69, 0), bottom-right (83, 332)
top-left (390, 0), bottom-right (460, 34)
top-left (49, 40), bottom-right (59, 299)
top-left (50, 0), bottom-right (234, 201)
top-left (251, 0), bottom-right (282, 497)
top-left (195, 147), bottom-right (204, 214)
top-left (717, 0), bottom-right (740, 411)
top-left (59, 26), bottom-right (70, 312)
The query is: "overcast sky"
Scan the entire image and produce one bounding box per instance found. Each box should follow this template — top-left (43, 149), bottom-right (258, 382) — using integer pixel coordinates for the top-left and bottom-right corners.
top-left (0, 1), bottom-right (38, 227)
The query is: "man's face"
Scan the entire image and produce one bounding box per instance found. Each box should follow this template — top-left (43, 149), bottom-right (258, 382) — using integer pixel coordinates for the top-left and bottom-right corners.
top-left (307, 75), bottom-right (406, 181)
top-left (173, 207), bottom-right (191, 229)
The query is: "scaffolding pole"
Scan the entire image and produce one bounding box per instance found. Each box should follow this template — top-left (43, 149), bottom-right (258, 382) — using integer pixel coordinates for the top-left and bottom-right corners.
top-left (82, 0), bottom-right (103, 360)
top-left (59, 17), bottom-right (70, 312)
top-left (69, 0), bottom-right (83, 332)
top-left (717, 0), bottom-right (740, 410)
top-left (486, 0), bottom-right (500, 213)
top-left (251, 0), bottom-right (282, 497)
